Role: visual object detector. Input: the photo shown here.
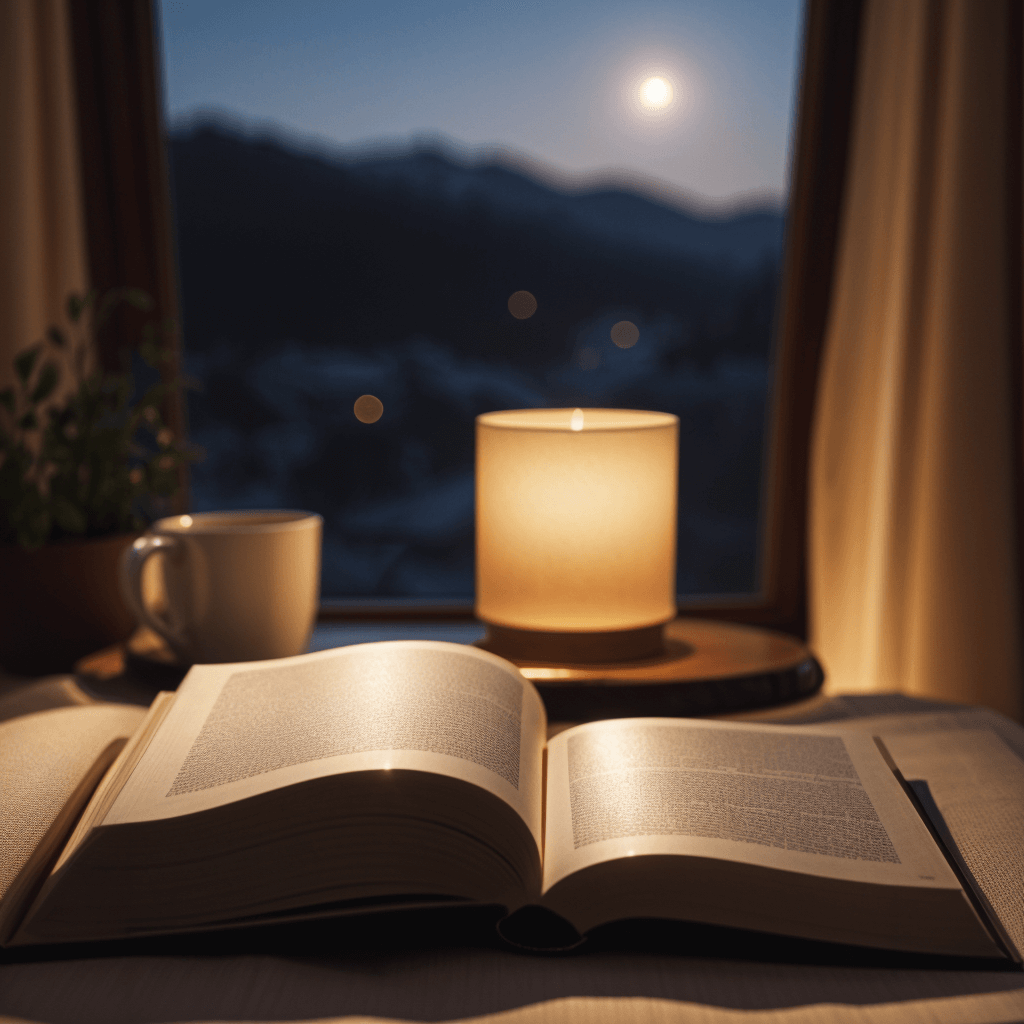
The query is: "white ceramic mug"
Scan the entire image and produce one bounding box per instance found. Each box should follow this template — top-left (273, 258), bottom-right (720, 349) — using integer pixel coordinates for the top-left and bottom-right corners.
top-left (120, 510), bottom-right (323, 664)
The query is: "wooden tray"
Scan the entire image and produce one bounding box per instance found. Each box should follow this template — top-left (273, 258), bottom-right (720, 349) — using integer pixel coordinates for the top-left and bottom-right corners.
top-left (513, 619), bottom-right (823, 721)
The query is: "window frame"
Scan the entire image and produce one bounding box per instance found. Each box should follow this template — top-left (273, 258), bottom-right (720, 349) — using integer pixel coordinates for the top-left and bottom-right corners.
top-left (71, 0), bottom-right (864, 641)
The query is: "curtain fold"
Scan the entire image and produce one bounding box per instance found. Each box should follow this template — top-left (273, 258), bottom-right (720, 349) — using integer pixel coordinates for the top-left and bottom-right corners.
top-left (809, 0), bottom-right (1023, 720)
top-left (0, 0), bottom-right (89, 389)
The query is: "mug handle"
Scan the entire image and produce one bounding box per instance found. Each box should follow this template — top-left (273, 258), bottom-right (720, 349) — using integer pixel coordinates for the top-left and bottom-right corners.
top-left (120, 534), bottom-right (185, 653)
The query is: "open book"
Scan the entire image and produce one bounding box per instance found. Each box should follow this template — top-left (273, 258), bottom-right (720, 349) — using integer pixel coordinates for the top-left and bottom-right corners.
top-left (0, 641), bottom-right (1018, 959)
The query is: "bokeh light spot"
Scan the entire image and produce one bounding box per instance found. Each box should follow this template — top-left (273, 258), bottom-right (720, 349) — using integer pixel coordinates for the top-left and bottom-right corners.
top-left (611, 320), bottom-right (640, 348)
top-left (354, 394), bottom-right (384, 423)
top-left (577, 346), bottom-right (601, 370)
top-left (508, 290), bottom-right (538, 319)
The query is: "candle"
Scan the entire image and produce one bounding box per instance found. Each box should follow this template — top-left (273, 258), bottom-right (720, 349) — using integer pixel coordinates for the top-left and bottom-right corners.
top-left (476, 408), bottom-right (678, 647)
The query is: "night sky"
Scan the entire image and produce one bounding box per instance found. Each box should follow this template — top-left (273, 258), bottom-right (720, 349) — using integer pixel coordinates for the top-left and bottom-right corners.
top-left (158, 0), bottom-right (805, 208)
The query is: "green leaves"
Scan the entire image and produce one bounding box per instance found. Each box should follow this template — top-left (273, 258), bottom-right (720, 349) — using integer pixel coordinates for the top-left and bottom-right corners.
top-left (51, 495), bottom-right (87, 535)
top-left (66, 291), bottom-right (92, 324)
top-left (122, 288), bottom-right (153, 312)
top-left (95, 287), bottom-right (154, 333)
top-left (14, 344), bottom-right (40, 384)
top-left (1, 288), bottom-right (196, 551)
top-left (29, 361), bottom-right (59, 404)
top-left (13, 503), bottom-right (52, 552)
top-left (138, 319), bottom-right (179, 369)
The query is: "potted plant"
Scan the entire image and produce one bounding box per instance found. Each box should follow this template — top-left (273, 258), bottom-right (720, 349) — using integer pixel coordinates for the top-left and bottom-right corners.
top-left (0, 289), bottom-right (195, 675)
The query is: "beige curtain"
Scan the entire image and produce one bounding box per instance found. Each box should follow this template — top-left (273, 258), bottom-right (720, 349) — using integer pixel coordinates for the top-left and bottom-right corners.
top-left (0, 0), bottom-right (89, 390)
top-left (809, 0), bottom-right (1023, 720)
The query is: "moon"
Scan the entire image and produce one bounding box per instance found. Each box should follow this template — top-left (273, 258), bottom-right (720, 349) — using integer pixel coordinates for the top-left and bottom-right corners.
top-left (639, 76), bottom-right (673, 111)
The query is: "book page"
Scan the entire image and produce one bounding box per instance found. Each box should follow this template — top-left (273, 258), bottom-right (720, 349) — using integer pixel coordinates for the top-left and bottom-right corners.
top-left (808, 710), bottom-right (1024, 959)
top-left (102, 641), bottom-right (546, 850)
top-left (808, 706), bottom-right (1024, 762)
top-left (877, 728), bottom-right (1024, 961)
top-left (0, 703), bottom-right (145, 940)
top-left (542, 718), bottom-right (960, 894)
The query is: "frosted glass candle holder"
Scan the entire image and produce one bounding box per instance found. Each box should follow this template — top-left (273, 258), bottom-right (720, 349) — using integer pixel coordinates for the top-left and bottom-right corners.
top-left (476, 408), bottom-right (678, 663)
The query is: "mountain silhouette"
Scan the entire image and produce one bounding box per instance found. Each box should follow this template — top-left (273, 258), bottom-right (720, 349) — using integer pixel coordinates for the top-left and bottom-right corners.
top-left (338, 144), bottom-right (785, 269)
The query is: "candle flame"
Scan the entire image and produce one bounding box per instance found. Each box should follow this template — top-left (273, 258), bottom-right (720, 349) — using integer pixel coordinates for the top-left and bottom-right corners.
top-left (570, 408), bottom-right (584, 431)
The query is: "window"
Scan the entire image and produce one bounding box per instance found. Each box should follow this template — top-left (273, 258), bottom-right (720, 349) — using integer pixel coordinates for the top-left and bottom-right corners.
top-left (71, 0), bottom-right (864, 638)
top-left (156, 1), bottom-right (802, 601)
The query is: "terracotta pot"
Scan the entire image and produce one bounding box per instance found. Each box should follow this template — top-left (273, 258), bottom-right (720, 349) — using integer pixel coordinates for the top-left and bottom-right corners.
top-left (0, 533), bottom-right (138, 676)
